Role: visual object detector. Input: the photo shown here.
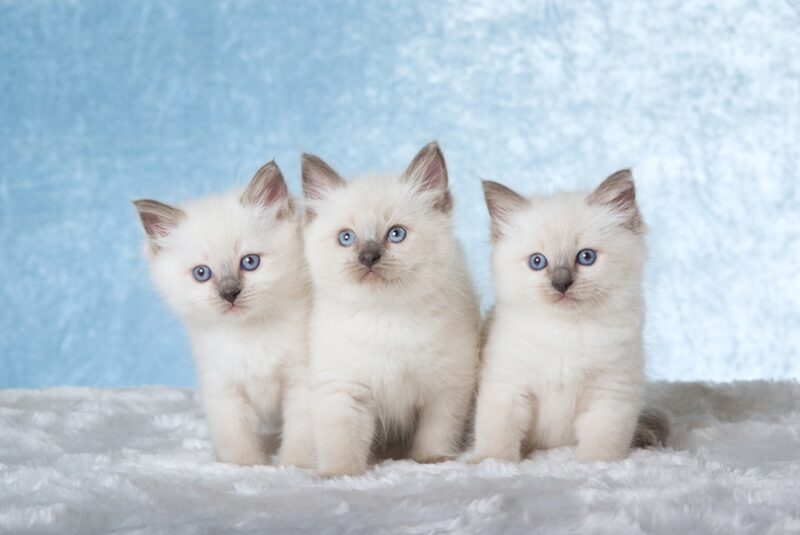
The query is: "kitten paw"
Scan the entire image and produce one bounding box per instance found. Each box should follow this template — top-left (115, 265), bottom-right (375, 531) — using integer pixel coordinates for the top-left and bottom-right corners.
top-left (465, 451), bottom-right (519, 464)
top-left (316, 464), bottom-right (368, 478)
top-left (575, 446), bottom-right (628, 463)
top-left (217, 450), bottom-right (269, 466)
top-left (411, 453), bottom-right (455, 464)
top-left (279, 452), bottom-right (315, 470)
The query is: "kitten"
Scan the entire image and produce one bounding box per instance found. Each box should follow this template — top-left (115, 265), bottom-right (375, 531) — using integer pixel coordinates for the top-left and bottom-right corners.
top-left (472, 170), bottom-right (661, 462)
top-left (133, 162), bottom-right (313, 467)
top-left (301, 142), bottom-right (481, 477)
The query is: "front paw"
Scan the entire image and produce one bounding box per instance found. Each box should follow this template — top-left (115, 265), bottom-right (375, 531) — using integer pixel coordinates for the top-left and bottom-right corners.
top-left (216, 448), bottom-right (269, 466)
top-left (465, 450), bottom-right (520, 464)
top-left (316, 463), bottom-right (368, 478)
top-left (411, 452), bottom-right (455, 464)
top-left (316, 455), bottom-right (369, 478)
top-left (280, 450), bottom-right (315, 470)
top-left (575, 444), bottom-right (628, 463)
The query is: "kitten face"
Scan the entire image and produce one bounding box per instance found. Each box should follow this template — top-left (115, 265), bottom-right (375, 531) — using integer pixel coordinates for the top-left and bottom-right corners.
top-left (483, 170), bottom-right (646, 309)
top-left (134, 162), bottom-right (301, 323)
top-left (301, 142), bottom-right (455, 299)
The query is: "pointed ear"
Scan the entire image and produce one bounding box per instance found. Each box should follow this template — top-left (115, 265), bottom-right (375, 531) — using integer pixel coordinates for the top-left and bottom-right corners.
top-left (133, 199), bottom-right (185, 247)
top-left (403, 141), bottom-right (451, 212)
top-left (587, 169), bottom-right (642, 230)
top-left (301, 153), bottom-right (345, 201)
top-left (482, 180), bottom-right (529, 242)
top-left (241, 160), bottom-right (290, 217)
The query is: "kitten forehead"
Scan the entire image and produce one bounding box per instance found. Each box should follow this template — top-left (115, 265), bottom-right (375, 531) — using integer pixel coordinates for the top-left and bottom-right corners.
top-left (504, 190), bottom-right (640, 246)
top-left (162, 192), bottom-right (285, 261)
top-left (309, 173), bottom-right (439, 231)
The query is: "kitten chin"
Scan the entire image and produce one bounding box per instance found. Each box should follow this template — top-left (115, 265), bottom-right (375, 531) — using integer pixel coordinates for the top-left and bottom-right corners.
top-left (472, 170), bottom-right (666, 463)
top-left (301, 142), bottom-right (481, 476)
top-left (133, 161), bottom-right (314, 468)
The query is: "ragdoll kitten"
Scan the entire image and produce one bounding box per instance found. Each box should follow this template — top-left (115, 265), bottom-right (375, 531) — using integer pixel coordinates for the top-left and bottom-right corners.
top-left (133, 161), bottom-right (313, 467)
top-left (472, 170), bottom-right (666, 462)
top-left (301, 142), bottom-right (481, 477)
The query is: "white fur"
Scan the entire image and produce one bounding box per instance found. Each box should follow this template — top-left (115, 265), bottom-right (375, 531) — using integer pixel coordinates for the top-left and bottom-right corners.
top-left (473, 175), bottom-right (647, 462)
top-left (140, 188), bottom-right (314, 467)
top-left (4, 381), bottom-right (800, 532)
top-left (303, 153), bottom-right (480, 476)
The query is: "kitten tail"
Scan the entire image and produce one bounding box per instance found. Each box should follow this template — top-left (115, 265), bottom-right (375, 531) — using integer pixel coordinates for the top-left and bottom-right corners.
top-left (631, 406), bottom-right (671, 448)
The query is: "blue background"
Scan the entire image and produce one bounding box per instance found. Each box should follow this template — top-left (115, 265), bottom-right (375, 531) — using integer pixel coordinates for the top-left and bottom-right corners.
top-left (2, 0), bottom-right (798, 387)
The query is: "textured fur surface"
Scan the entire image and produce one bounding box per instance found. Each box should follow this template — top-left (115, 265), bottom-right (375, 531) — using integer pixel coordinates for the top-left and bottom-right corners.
top-left (1, 381), bottom-right (797, 534)
top-left (134, 163), bottom-right (313, 467)
top-left (302, 143), bottom-right (481, 476)
top-left (473, 171), bottom-right (649, 463)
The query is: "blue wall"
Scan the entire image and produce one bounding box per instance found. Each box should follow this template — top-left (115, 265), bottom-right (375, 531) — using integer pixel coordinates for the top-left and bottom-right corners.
top-left (2, 0), bottom-right (798, 387)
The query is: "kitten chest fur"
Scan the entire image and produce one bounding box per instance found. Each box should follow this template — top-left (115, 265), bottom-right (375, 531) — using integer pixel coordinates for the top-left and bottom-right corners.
top-left (484, 303), bottom-right (644, 450)
top-left (312, 288), bottom-right (477, 428)
top-left (190, 308), bottom-right (307, 424)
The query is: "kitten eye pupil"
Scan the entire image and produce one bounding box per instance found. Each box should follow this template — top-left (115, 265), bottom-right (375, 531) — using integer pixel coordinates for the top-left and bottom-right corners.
top-left (386, 225), bottom-right (407, 243)
top-left (240, 254), bottom-right (261, 271)
top-left (192, 265), bottom-right (212, 282)
top-left (338, 229), bottom-right (357, 247)
top-left (528, 253), bottom-right (548, 271)
top-left (576, 248), bottom-right (597, 266)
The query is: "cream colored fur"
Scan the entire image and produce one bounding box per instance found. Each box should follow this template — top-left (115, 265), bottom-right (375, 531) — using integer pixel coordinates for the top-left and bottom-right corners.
top-left (134, 162), bottom-right (313, 467)
top-left (302, 143), bottom-right (481, 476)
top-left (473, 170), bottom-right (647, 462)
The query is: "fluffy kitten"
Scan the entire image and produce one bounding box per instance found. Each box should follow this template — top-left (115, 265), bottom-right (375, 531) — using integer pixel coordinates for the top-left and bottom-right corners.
top-left (133, 162), bottom-right (313, 467)
top-left (302, 142), bottom-right (481, 477)
top-left (472, 170), bottom-right (658, 462)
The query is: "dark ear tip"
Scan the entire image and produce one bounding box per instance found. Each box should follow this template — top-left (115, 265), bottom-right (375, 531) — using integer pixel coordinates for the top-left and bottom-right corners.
top-left (610, 168), bottom-right (634, 182)
top-left (255, 159), bottom-right (282, 176)
top-left (481, 180), bottom-right (495, 197)
top-left (301, 153), bottom-right (318, 164)
top-left (132, 199), bottom-right (155, 211)
top-left (481, 180), bottom-right (516, 200)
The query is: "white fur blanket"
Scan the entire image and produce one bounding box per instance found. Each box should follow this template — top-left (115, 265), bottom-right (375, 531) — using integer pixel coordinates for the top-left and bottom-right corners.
top-left (1, 381), bottom-right (798, 534)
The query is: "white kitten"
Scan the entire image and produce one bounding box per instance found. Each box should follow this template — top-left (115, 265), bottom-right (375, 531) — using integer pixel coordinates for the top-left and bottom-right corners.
top-left (472, 170), bottom-right (649, 462)
top-left (302, 142), bottom-right (481, 476)
top-left (134, 162), bottom-right (314, 467)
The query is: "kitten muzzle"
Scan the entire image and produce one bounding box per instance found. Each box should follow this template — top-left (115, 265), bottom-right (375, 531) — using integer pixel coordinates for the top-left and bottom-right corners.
top-left (358, 241), bottom-right (383, 268)
top-left (550, 266), bottom-right (574, 294)
top-left (218, 277), bottom-right (242, 304)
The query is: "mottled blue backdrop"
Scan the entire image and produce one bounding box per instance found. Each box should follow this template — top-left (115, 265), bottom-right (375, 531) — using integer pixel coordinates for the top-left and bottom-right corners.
top-left (1, 0), bottom-right (798, 387)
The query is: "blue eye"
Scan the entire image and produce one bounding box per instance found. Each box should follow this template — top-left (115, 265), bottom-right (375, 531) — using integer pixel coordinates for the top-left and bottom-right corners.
top-left (387, 226), bottom-right (407, 243)
top-left (529, 253), bottom-right (548, 271)
top-left (192, 265), bottom-right (212, 282)
top-left (240, 254), bottom-right (260, 271)
top-left (338, 229), bottom-right (356, 247)
top-left (577, 249), bottom-right (597, 266)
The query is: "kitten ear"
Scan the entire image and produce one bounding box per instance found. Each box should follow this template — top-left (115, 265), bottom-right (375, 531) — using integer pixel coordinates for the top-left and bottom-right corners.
top-left (241, 160), bottom-right (290, 217)
top-left (482, 180), bottom-right (530, 242)
top-left (587, 169), bottom-right (642, 230)
top-left (301, 153), bottom-right (346, 201)
top-left (403, 141), bottom-right (451, 212)
top-left (132, 199), bottom-right (185, 247)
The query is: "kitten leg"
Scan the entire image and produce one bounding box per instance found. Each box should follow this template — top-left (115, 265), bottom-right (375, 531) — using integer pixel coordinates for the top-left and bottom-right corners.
top-left (574, 394), bottom-right (640, 462)
top-left (470, 382), bottom-right (532, 462)
top-left (203, 390), bottom-right (267, 465)
top-left (410, 387), bottom-right (472, 463)
top-left (279, 381), bottom-right (315, 469)
top-left (312, 381), bottom-right (375, 477)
